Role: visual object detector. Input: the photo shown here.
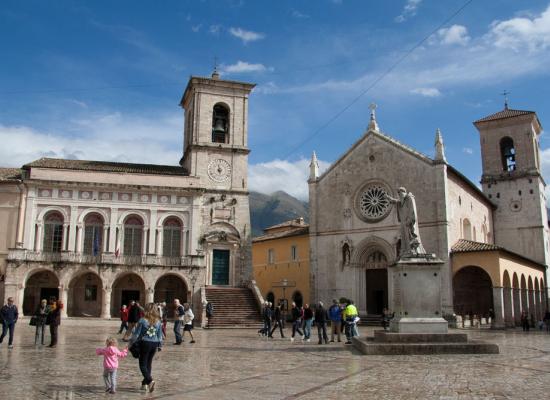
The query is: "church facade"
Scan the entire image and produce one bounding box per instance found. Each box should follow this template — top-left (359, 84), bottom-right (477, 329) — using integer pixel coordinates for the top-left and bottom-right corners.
top-left (308, 106), bottom-right (548, 328)
top-left (0, 72), bottom-right (256, 319)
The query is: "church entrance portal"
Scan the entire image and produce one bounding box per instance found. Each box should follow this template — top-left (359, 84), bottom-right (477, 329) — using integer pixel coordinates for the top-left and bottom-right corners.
top-left (366, 269), bottom-right (388, 315)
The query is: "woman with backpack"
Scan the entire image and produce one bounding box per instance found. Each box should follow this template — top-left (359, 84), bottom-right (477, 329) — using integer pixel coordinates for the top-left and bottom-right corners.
top-left (129, 303), bottom-right (163, 393)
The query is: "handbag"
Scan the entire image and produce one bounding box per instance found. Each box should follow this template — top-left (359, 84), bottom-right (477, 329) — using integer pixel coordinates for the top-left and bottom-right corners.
top-left (29, 316), bottom-right (38, 326)
top-left (129, 323), bottom-right (145, 358)
top-left (129, 340), bottom-right (141, 358)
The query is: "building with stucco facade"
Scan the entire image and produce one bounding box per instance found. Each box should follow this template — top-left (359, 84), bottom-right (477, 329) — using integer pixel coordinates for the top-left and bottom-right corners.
top-left (0, 71), bottom-right (258, 320)
top-left (308, 105), bottom-right (548, 328)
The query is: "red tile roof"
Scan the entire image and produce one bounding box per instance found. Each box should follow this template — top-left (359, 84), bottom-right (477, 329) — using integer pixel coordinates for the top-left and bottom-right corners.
top-left (451, 239), bottom-right (501, 253)
top-left (23, 158), bottom-right (189, 176)
top-left (474, 108), bottom-right (535, 124)
top-left (0, 168), bottom-right (23, 182)
top-left (252, 226), bottom-right (309, 242)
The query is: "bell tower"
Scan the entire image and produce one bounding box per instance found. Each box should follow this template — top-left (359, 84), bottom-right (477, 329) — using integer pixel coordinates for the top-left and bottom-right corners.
top-left (179, 71), bottom-right (256, 190)
top-left (474, 104), bottom-right (549, 266)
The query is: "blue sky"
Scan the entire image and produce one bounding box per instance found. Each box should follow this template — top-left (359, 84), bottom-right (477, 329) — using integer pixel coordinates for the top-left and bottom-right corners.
top-left (2, 0), bottom-right (550, 200)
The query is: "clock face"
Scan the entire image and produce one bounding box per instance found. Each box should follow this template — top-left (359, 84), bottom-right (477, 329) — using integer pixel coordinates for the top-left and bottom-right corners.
top-left (207, 159), bottom-right (231, 182)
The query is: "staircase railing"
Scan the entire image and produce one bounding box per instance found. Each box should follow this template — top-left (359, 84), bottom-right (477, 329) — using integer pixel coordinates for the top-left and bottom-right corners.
top-left (244, 279), bottom-right (265, 313)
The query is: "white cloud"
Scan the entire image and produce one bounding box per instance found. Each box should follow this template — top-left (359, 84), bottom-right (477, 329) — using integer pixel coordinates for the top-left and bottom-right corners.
top-left (0, 112), bottom-right (182, 169)
top-left (229, 27), bottom-right (265, 44)
top-left (488, 5), bottom-right (550, 51)
top-left (437, 25), bottom-right (470, 46)
top-left (539, 147), bottom-right (550, 205)
top-left (395, 0), bottom-right (422, 23)
top-left (462, 147), bottom-right (474, 155)
top-left (191, 24), bottom-right (202, 33)
top-left (410, 87), bottom-right (441, 97)
top-left (221, 61), bottom-right (271, 74)
top-left (249, 158), bottom-right (330, 200)
top-left (209, 24), bottom-right (222, 35)
top-left (291, 9), bottom-right (310, 19)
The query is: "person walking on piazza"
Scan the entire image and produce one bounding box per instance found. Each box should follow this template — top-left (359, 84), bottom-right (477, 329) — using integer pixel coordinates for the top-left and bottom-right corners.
top-left (260, 301), bottom-right (273, 338)
top-left (129, 303), bottom-right (163, 393)
top-left (290, 302), bottom-right (304, 342)
top-left (173, 299), bottom-right (185, 345)
top-left (118, 304), bottom-right (129, 335)
top-left (342, 300), bottom-right (358, 345)
top-left (328, 299), bottom-right (342, 342)
top-left (182, 303), bottom-right (196, 343)
top-left (205, 301), bottom-right (214, 328)
top-left (303, 303), bottom-right (314, 342)
top-left (270, 304), bottom-right (285, 338)
top-left (521, 310), bottom-right (530, 332)
top-left (96, 336), bottom-right (128, 394)
top-left (47, 299), bottom-right (63, 347)
top-left (33, 299), bottom-right (50, 345)
top-left (0, 297), bottom-right (18, 349)
top-left (160, 302), bottom-right (168, 339)
top-left (314, 301), bottom-right (329, 345)
top-left (123, 300), bottom-right (141, 341)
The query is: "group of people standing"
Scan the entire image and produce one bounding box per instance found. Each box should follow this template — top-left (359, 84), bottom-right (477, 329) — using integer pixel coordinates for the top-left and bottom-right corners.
top-left (0, 296), bottom-right (62, 349)
top-left (259, 299), bottom-right (360, 345)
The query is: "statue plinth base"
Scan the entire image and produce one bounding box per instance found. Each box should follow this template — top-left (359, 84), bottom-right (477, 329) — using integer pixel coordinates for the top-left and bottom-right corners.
top-left (389, 255), bottom-right (448, 334)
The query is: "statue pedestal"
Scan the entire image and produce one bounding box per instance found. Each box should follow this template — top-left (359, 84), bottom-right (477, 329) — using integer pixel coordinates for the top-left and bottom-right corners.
top-left (389, 255), bottom-right (448, 334)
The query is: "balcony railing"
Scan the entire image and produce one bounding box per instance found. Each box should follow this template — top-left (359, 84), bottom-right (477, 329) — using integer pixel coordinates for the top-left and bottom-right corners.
top-left (7, 249), bottom-right (203, 267)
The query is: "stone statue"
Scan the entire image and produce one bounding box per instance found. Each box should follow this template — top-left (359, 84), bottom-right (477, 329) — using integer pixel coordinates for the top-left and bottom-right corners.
top-left (386, 187), bottom-right (426, 257)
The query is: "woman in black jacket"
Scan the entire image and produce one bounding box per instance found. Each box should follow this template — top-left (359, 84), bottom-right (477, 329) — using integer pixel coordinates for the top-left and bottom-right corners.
top-left (47, 300), bottom-right (62, 347)
top-left (34, 299), bottom-right (50, 345)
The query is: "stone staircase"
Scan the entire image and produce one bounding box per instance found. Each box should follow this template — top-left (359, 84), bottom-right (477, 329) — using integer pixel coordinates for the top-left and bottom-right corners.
top-left (359, 314), bottom-right (384, 327)
top-left (205, 286), bottom-right (263, 328)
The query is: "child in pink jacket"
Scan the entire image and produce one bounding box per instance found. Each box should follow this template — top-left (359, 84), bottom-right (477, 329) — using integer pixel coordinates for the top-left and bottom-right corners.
top-left (96, 337), bottom-right (128, 394)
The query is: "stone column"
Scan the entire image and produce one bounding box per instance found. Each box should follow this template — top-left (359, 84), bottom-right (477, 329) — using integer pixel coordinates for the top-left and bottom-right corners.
top-left (528, 289), bottom-right (535, 322)
top-left (60, 287), bottom-right (68, 318)
top-left (491, 286), bottom-right (505, 329)
top-left (35, 223), bottom-right (43, 251)
top-left (76, 224), bottom-right (83, 253)
top-left (149, 210), bottom-right (157, 254)
top-left (63, 224), bottom-right (70, 251)
top-left (103, 226), bottom-right (109, 253)
top-left (69, 205), bottom-right (78, 251)
top-left (142, 227), bottom-right (148, 255)
top-left (503, 286), bottom-right (514, 328)
top-left (101, 288), bottom-right (112, 319)
top-left (513, 288), bottom-right (521, 326)
top-left (109, 208), bottom-right (119, 253)
top-left (146, 287), bottom-right (154, 304)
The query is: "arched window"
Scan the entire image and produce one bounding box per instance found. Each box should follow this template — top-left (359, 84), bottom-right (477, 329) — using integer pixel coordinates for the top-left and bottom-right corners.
top-left (212, 103), bottom-right (229, 143)
top-left (500, 137), bottom-right (516, 171)
top-left (124, 216), bottom-right (143, 256)
top-left (462, 219), bottom-right (472, 240)
top-left (83, 213), bottom-right (104, 255)
top-left (43, 212), bottom-right (64, 253)
top-left (163, 218), bottom-right (182, 257)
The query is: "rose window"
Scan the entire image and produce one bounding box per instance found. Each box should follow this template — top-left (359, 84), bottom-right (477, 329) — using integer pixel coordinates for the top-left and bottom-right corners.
top-left (357, 184), bottom-right (391, 221)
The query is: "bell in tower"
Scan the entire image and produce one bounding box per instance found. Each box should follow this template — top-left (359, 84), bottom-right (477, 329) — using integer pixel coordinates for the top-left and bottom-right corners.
top-left (212, 104), bottom-right (229, 143)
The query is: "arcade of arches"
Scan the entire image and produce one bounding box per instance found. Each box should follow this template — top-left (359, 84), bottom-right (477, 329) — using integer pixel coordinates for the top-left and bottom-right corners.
top-left (452, 249), bottom-right (547, 328)
top-left (19, 268), bottom-right (191, 319)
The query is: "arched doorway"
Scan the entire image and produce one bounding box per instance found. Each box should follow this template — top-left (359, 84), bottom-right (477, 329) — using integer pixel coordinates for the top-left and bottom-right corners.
top-left (266, 292), bottom-right (275, 307)
top-left (453, 266), bottom-right (493, 318)
top-left (23, 270), bottom-right (59, 315)
top-left (292, 291), bottom-right (303, 308)
top-left (111, 273), bottom-right (145, 317)
top-left (154, 274), bottom-right (187, 318)
top-left (365, 250), bottom-right (388, 315)
top-left (68, 272), bottom-right (103, 317)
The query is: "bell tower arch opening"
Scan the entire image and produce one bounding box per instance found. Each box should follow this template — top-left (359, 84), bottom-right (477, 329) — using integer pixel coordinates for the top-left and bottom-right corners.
top-left (212, 103), bottom-right (229, 143)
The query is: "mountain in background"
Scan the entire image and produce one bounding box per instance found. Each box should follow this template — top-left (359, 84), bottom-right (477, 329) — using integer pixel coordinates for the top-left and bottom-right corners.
top-left (250, 191), bottom-right (309, 237)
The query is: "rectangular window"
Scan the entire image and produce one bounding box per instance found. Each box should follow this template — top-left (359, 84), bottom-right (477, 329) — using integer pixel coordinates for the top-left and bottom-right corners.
top-left (83, 225), bottom-right (102, 255)
top-left (85, 285), bottom-right (97, 301)
top-left (268, 248), bottom-right (275, 265)
top-left (163, 228), bottom-right (181, 257)
top-left (291, 245), bottom-right (298, 261)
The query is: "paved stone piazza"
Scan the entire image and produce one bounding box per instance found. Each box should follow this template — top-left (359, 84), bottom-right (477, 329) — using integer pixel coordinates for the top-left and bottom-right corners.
top-left (1, 319), bottom-right (550, 399)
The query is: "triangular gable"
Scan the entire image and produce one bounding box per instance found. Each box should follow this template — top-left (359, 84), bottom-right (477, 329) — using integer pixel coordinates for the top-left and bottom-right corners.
top-left (316, 128), bottom-right (433, 183)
